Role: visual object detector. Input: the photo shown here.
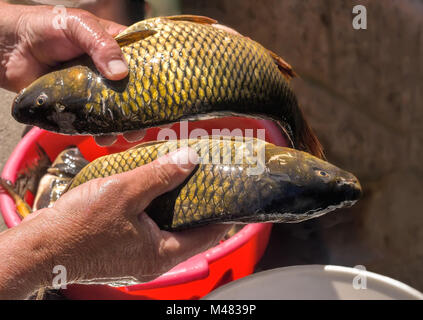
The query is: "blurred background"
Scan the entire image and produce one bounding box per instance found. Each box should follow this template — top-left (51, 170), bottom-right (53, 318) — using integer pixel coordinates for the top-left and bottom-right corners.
top-left (0, 0), bottom-right (422, 291)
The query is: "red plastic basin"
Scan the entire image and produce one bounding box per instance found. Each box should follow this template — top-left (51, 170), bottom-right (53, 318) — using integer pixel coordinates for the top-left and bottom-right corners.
top-left (0, 117), bottom-right (287, 299)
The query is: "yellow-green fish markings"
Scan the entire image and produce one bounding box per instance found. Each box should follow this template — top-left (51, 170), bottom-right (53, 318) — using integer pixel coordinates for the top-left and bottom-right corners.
top-left (65, 137), bottom-right (361, 230)
top-left (12, 15), bottom-right (323, 158)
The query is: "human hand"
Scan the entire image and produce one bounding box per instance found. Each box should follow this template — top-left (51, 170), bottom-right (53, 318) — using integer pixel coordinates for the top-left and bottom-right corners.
top-left (0, 2), bottom-right (135, 146)
top-left (12, 147), bottom-right (230, 293)
top-left (0, 4), bottom-right (242, 147)
top-left (0, 2), bottom-right (128, 93)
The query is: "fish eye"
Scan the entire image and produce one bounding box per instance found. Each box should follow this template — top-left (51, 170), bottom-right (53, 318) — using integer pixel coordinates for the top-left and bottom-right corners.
top-left (35, 93), bottom-right (48, 106)
top-left (315, 169), bottom-right (329, 177)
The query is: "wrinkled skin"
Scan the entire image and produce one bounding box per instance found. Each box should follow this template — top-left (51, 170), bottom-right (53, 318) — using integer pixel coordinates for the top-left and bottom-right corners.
top-left (0, 2), bottom-right (140, 145)
top-left (0, 4), bottom-right (241, 147)
top-left (0, 148), bottom-right (231, 299)
top-left (0, 3), bottom-right (231, 299)
top-left (0, 4), bottom-right (127, 91)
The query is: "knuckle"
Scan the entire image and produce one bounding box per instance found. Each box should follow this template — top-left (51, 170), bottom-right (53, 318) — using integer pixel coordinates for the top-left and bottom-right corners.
top-left (66, 10), bottom-right (91, 29)
top-left (71, 8), bottom-right (94, 20)
top-left (65, 9), bottom-right (117, 51)
top-left (151, 163), bottom-right (173, 187)
top-left (157, 239), bottom-right (179, 269)
top-left (97, 177), bottom-right (121, 193)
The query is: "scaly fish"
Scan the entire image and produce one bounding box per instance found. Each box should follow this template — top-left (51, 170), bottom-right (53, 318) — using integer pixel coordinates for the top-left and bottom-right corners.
top-left (1, 147), bottom-right (88, 215)
top-left (11, 15), bottom-right (323, 158)
top-left (33, 147), bottom-right (88, 210)
top-left (65, 137), bottom-right (360, 230)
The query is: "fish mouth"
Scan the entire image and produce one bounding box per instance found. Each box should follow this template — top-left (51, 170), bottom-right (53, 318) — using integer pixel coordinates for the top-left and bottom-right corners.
top-left (11, 90), bottom-right (26, 121)
top-left (11, 104), bottom-right (21, 122)
top-left (12, 104), bottom-right (61, 132)
top-left (13, 88), bottom-right (26, 105)
top-left (345, 184), bottom-right (362, 202)
top-left (11, 104), bottom-right (34, 125)
top-left (11, 88), bottom-right (42, 126)
top-left (338, 178), bottom-right (362, 202)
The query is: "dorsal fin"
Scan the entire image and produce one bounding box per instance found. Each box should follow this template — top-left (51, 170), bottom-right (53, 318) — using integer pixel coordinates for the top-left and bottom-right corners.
top-left (164, 15), bottom-right (217, 25)
top-left (267, 49), bottom-right (297, 80)
top-left (115, 30), bottom-right (157, 47)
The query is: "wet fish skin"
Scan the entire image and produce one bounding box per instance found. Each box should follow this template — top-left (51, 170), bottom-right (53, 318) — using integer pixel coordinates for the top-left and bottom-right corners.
top-left (11, 15), bottom-right (323, 158)
top-left (66, 137), bottom-right (361, 230)
top-left (33, 174), bottom-right (71, 211)
top-left (47, 147), bottom-right (89, 177)
top-left (33, 147), bottom-right (88, 210)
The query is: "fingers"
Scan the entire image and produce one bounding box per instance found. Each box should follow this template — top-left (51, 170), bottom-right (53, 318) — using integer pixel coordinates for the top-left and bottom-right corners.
top-left (64, 11), bottom-right (128, 80)
top-left (137, 211), bottom-right (233, 274)
top-left (98, 18), bottom-right (127, 37)
top-left (113, 147), bottom-right (199, 215)
top-left (122, 130), bottom-right (147, 143)
top-left (160, 223), bottom-right (234, 264)
top-left (94, 130), bottom-right (146, 147)
top-left (1, 41), bottom-right (52, 92)
top-left (94, 134), bottom-right (117, 146)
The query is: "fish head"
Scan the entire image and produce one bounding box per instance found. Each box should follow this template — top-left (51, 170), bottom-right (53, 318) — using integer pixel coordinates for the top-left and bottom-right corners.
top-left (265, 146), bottom-right (362, 220)
top-left (12, 66), bottom-right (91, 134)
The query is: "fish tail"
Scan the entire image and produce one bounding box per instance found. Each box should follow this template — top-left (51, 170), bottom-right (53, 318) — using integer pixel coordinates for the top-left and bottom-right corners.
top-left (0, 177), bottom-right (32, 218)
top-left (275, 90), bottom-right (325, 159)
top-left (295, 107), bottom-right (325, 160)
top-left (267, 49), bottom-right (324, 159)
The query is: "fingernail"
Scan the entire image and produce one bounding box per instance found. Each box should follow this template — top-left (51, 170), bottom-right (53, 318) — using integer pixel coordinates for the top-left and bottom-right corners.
top-left (168, 148), bottom-right (199, 170)
top-left (94, 134), bottom-right (117, 147)
top-left (107, 59), bottom-right (128, 77)
top-left (123, 129), bottom-right (146, 142)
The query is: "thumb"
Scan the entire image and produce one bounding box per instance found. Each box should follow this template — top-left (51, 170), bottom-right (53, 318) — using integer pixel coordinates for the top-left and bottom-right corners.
top-left (116, 147), bottom-right (199, 216)
top-left (64, 11), bottom-right (128, 80)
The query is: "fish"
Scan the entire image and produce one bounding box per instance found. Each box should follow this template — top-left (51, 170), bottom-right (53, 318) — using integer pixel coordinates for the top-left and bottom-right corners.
top-left (32, 174), bottom-right (71, 211)
top-left (0, 178), bottom-right (32, 219)
top-left (11, 15), bottom-right (324, 159)
top-left (13, 143), bottom-right (52, 200)
top-left (45, 147), bottom-right (89, 177)
top-left (65, 136), bottom-right (361, 231)
top-left (0, 147), bottom-right (88, 216)
top-left (33, 147), bottom-right (88, 210)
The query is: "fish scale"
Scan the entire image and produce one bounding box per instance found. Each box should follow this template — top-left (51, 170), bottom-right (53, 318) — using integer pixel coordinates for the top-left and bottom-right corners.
top-left (12, 15), bottom-right (324, 158)
top-left (66, 138), bottom-right (276, 229)
top-left (7, 17), bottom-right (363, 229)
top-left (65, 137), bottom-right (361, 230)
top-left (85, 18), bottom-right (283, 127)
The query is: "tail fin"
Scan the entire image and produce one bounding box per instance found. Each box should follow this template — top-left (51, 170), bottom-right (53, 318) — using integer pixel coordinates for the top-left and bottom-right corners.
top-left (267, 49), bottom-right (297, 80)
top-left (0, 178), bottom-right (32, 218)
top-left (295, 108), bottom-right (325, 160)
top-left (266, 49), bottom-right (323, 158)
